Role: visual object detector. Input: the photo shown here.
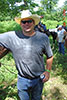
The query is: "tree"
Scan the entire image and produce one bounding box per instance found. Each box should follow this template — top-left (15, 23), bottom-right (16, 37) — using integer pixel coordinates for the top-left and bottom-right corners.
top-left (40, 0), bottom-right (58, 13)
top-left (0, 0), bottom-right (38, 21)
top-left (63, 0), bottom-right (67, 10)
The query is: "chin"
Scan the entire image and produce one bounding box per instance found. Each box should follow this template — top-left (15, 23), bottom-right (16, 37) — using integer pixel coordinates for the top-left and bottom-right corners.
top-left (26, 29), bottom-right (31, 32)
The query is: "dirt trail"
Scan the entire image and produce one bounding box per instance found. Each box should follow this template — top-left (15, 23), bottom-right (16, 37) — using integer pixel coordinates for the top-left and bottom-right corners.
top-left (42, 76), bottom-right (67, 100)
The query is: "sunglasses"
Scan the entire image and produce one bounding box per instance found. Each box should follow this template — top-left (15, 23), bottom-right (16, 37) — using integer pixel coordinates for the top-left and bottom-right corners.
top-left (21, 20), bottom-right (33, 24)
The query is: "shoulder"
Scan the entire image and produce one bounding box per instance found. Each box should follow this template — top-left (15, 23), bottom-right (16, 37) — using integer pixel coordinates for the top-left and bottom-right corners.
top-left (0, 31), bottom-right (15, 36)
top-left (36, 31), bottom-right (48, 37)
top-left (62, 28), bottom-right (66, 32)
top-left (0, 31), bottom-right (16, 39)
top-left (36, 31), bottom-right (49, 41)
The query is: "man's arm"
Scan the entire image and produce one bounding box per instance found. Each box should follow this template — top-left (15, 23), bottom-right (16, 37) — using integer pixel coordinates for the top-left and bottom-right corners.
top-left (0, 46), bottom-right (9, 59)
top-left (42, 56), bottom-right (53, 83)
top-left (64, 30), bottom-right (67, 35)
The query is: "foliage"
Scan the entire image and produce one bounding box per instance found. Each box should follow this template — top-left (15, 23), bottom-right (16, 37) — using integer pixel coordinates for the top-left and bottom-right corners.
top-left (0, 0), bottom-right (38, 21)
top-left (0, 52), bottom-right (17, 84)
top-left (35, 0), bottom-right (67, 22)
top-left (40, 0), bottom-right (58, 13)
top-left (37, 7), bottom-right (64, 21)
top-left (64, 0), bottom-right (67, 10)
top-left (0, 0), bottom-right (67, 22)
top-left (0, 20), bottom-right (21, 33)
top-left (41, 20), bottom-right (58, 29)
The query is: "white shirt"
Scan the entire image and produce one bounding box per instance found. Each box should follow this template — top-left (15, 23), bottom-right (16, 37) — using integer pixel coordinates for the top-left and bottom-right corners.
top-left (57, 28), bottom-right (65, 42)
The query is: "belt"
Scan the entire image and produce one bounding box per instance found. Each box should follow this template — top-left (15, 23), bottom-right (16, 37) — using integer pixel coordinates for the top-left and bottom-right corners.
top-left (18, 73), bottom-right (39, 80)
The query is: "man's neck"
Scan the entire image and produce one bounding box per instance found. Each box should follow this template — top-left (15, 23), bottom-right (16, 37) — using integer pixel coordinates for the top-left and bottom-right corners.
top-left (23, 30), bottom-right (35, 37)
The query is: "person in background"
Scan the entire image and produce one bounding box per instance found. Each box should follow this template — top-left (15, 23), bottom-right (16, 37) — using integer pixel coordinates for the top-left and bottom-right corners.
top-left (0, 10), bottom-right (53, 100)
top-left (35, 21), bottom-right (47, 33)
top-left (57, 25), bottom-right (67, 55)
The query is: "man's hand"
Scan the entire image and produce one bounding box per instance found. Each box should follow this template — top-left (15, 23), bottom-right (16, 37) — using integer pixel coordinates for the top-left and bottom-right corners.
top-left (0, 46), bottom-right (9, 59)
top-left (42, 71), bottom-right (50, 83)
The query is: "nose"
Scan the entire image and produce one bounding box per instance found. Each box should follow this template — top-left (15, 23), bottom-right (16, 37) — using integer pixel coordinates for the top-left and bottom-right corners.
top-left (25, 22), bottom-right (29, 25)
top-left (25, 22), bottom-right (28, 24)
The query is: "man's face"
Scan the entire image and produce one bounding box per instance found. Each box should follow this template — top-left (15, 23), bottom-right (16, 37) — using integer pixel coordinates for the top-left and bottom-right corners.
top-left (20, 18), bottom-right (35, 33)
top-left (58, 27), bottom-right (62, 30)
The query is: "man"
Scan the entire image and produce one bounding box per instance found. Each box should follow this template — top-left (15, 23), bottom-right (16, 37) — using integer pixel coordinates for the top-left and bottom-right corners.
top-left (57, 25), bottom-right (67, 55)
top-left (0, 10), bottom-right (53, 100)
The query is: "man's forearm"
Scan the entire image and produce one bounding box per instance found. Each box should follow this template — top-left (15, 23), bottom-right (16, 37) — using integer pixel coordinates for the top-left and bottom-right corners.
top-left (42, 56), bottom-right (53, 82)
top-left (46, 56), bottom-right (53, 71)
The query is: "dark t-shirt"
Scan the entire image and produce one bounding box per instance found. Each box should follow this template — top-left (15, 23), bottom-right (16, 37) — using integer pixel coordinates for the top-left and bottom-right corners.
top-left (0, 31), bottom-right (53, 78)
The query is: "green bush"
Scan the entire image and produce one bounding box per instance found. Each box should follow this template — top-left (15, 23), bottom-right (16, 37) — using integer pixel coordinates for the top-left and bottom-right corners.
top-left (0, 20), bottom-right (21, 33)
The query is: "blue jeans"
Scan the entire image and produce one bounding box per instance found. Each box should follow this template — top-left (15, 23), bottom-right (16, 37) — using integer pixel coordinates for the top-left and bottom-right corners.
top-left (17, 75), bottom-right (43, 100)
top-left (58, 42), bottom-right (65, 55)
